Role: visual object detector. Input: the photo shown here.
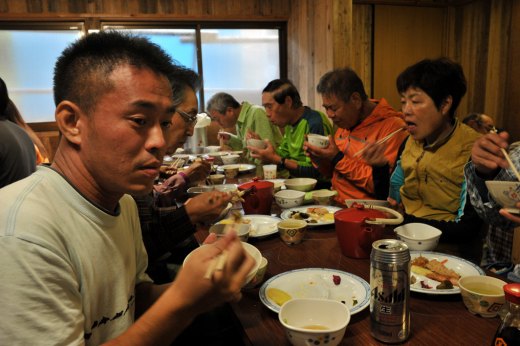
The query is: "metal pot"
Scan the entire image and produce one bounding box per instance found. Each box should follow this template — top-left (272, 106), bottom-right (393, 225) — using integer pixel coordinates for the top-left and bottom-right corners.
top-left (334, 204), bottom-right (403, 258)
top-left (238, 179), bottom-right (274, 215)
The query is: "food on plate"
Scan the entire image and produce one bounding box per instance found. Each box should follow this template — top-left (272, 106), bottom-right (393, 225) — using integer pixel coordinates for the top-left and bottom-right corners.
top-left (220, 217), bottom-right (251, 225)
top-left (411, 256), bottom-right (461, 289)
top-left (289, 207), bottom-right (335, 223)
top-left (332, 275), bottom-right (341, 285)
top-left (266, 287), bottom-right (292, 306)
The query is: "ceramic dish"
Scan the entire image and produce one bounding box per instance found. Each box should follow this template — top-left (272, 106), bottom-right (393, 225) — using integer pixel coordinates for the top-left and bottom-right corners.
top-left (218, 214), bottom-right (281, 238)
top-left (259, 268), bottom-right (370, 315)
top-left (410, 251), bottom-right (485, 295)
top-left (217, 164), bottom-right (256, 174)
top-left (280, 205), bottom-right (342, 227)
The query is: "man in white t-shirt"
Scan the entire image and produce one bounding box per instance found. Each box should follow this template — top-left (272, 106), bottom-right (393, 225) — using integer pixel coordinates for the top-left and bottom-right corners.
top-left (0, 31), bottom-right (254, 345)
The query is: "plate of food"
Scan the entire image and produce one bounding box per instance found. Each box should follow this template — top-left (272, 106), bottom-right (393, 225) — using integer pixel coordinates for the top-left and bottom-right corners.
top-left (259, 268), bottom-right (370, 315)
top-left (410, 251), bottom-right (485, 295)
top-left (217, 164), bottom-right (256, 174)
top-left (218, 214), bottom-right (281, 238)
top-left (280, 205), bottom-right (342, 227)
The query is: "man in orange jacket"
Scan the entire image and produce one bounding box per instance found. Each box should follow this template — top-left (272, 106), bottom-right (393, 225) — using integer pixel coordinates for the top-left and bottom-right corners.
top-left (304, 68), bottom-right (407, 205)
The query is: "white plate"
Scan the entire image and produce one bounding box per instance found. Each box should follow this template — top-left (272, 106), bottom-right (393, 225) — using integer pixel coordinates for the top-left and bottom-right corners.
top-left (236, 215), bottom-right (281, 238)
top-left (410, 251), bottom-right (485, 295)
top-left (280, 205), bottom-right (342, 227)
top-left (259, 268), bottom-right (370, 315)
top-left (217, 164), bottom-right (256, 174)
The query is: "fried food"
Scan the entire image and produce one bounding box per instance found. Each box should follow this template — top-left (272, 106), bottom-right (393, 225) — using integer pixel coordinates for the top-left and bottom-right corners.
top-left (411, 256), bottom-right (461, 288)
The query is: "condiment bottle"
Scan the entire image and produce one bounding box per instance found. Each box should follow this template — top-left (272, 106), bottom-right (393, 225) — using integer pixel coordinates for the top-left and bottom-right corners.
top-left (492, 283), bottom-right (520, 345)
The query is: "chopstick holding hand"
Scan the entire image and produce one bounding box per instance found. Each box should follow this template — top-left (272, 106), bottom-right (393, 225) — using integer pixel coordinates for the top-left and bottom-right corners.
top-left (471, 131), bottom-right (511, 177)
top-left (168, 231), bottom-right (255, 315)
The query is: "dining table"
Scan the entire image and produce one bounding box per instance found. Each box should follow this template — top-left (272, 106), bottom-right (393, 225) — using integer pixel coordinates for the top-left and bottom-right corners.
top-left (191, 163), bottom-right (502, 345)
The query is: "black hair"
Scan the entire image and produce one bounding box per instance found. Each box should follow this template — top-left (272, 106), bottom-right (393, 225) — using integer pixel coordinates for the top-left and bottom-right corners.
top-left (170, 67), bottom-right (202, 107)
top-left (262, 79), bottom-right (303, 108)
top-left (54, 30), bottom-right (181, 114)
top-left (396, 57), bottom-right (466, 118)
top-left (316, 68), bottom-right (368, 103)
top-left (0, 76), bottom-right (8, 114)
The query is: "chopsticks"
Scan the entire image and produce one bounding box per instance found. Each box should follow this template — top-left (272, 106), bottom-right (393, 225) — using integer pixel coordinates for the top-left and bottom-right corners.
top-left (490, 127), bottom-right (520, 181)
top-left (203, 212), bottom-right (242, 279)
top-left (353, 127), bottom-right (406, 157)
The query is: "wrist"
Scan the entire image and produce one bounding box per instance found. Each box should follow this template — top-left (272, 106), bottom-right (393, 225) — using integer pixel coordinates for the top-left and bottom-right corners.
top-left (178, 171), bottom-right (190, 185)
top-left (277, 156), bottom-right (286, 169)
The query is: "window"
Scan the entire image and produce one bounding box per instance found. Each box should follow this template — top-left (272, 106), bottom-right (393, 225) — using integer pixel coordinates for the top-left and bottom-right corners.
top-left (0, 24), bottom-right (84, 122)
top-left (201, 28), bottom-right (280, 107)
top-left (102, 23), bottom-right (285, 111)
top-left (0, 21), bottom-right (285, 123)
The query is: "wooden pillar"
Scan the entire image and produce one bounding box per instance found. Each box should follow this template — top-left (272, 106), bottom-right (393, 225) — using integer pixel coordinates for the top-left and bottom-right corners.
top-left (288, 0), bottom-right (353, 111)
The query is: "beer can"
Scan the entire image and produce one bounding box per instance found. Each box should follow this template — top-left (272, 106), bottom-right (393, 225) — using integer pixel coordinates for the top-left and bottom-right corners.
top-left (370, 239), bottom-right (410, 343)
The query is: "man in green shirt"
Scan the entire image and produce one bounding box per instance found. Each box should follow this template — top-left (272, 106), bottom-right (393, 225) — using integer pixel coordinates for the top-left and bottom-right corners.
top-left (249, 79), bottom-right (332, 182)
top-left (206, 92), bottom-right (282, 155)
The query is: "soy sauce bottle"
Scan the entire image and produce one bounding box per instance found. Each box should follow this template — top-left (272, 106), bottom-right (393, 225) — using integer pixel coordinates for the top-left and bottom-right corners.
top-left (492, 283), bottom-right (520, 345)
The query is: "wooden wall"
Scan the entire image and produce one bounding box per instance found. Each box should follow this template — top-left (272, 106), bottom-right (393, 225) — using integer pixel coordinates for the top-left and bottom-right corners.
top-left (373, 5), bottom-right (446, 109)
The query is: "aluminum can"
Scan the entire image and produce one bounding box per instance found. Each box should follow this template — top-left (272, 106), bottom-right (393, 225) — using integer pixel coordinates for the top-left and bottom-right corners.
top-left (370, 239), bottom-right (410, 343)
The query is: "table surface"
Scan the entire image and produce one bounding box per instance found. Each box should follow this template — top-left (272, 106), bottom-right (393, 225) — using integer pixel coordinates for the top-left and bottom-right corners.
top-left (194, 171), bottom-right (501, 345)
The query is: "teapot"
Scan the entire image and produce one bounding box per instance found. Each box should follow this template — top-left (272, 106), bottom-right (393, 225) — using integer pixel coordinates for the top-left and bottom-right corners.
top-left (334, 203), bottom-right (403, 258)
top-left (238, 179), bottom-right (274, 215)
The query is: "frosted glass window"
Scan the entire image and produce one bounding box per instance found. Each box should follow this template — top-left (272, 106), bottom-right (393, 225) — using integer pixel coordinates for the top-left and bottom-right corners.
top-left (101, 27), bottom-right (198, 72)
top-left (0, 29), bottom-right (83, 122)
top-left (201, 29), bottom-right (279, 106)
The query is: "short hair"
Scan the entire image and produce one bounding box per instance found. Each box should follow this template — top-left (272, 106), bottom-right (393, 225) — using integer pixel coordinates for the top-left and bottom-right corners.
top-left (0, 76), bottom-right (8, 115)
top-left (396, 57), bottom-right (466, 118)
top-left (170, 67), bottom-right (202, 107)
top-left (262, 79), bottom-right (302, 108)
top-left (206, 92), bottom-right (240, 113)
top-left (462, 112), bottom-right (482, 125)
top-left (54, 30), bottom-right (181, 114)
top-left (316, 68), bottom-right (368, 103)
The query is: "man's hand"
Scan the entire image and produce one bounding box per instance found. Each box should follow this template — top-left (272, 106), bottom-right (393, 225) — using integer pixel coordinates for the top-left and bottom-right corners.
top-left (361, 142), bottom-right (388, 167)
top-left (304, 135), bottom-right (339, 161)
top-left (165, 231), bottom-right (255, 315)
top-left (499, 202), bottom-right (520, 224)
top-left (471, 131), bottom-right (510, 177)
top-left (184, 191), bottom-right (232, 224)
top-left (247, 140), bottom-right (278, 164)
top-left (245, 130), bottom-right (260, 140)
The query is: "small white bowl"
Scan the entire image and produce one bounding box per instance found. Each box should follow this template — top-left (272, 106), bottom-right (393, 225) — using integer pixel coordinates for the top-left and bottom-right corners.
top-left (183, 242), bottom-right (261, 287)
top-left (275, 189), bottom-right (306, 208)
top-left (247, 138), bottom-right (267, 149)
top-left (307, 134), bottom-right (330, 148)
top-left (279, 298), bottom-right (350, 346)
top-left (459, 275), bottom-right (506, 318)
top-left (209, 222), bottom-right (250, 242)
top-left (394, 223), bottom-right (442, 251)
top-left (485, 181), bottom-right (520, 213)
top-left (187, 186), bottom-right (215, 197)
top-left (312, 190), bottom-right (337, 205)
top-left (221, 154), bottom-right (241, 165)
top-left (284, 178), bottom-right (317, 192)
top-left (214, 184), bottom-right (238, 193)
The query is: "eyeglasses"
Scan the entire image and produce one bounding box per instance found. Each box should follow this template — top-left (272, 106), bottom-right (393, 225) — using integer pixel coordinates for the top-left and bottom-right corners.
top-left (177, 110), bottom-right (197, 124)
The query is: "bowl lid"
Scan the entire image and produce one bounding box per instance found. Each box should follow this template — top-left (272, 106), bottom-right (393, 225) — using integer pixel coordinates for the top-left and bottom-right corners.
top-left (239, 179), bottom-right (274, 190)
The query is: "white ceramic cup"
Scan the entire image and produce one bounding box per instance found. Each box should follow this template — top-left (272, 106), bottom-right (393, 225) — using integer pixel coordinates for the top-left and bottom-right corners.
top-left (263, 164), bottom-right (277, 179)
